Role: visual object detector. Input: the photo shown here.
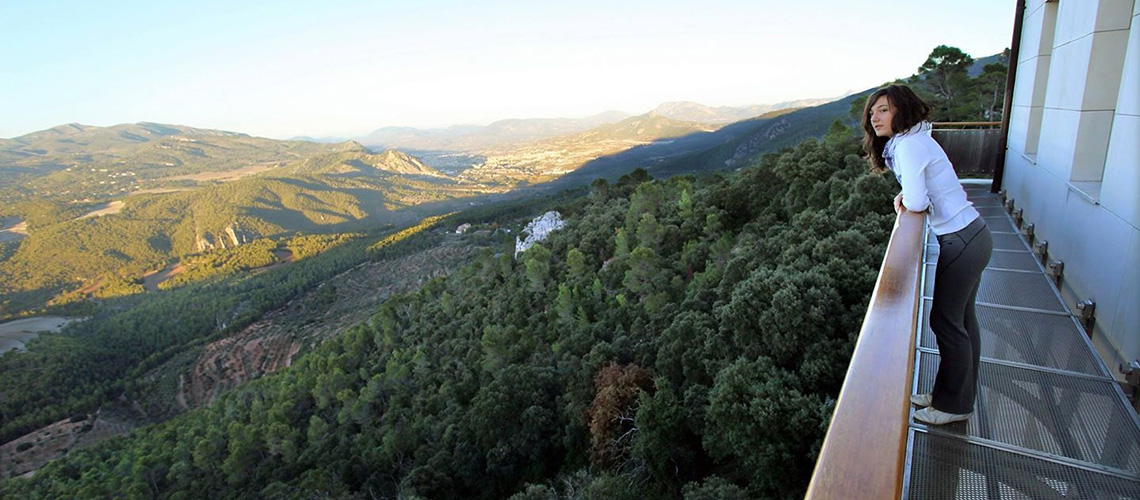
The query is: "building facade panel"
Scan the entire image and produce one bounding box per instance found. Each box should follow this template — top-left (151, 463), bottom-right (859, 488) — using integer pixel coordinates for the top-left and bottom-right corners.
top-left (1013, 57), bottom-right (1045, 107)
top-left (1094, 0), bottom-right (1136, 31)
top-left (1036, 107), bottom-right (1080, 179)
top-left (1056, 190), bottom-right (1131, 331)
top-left (1055, 0), bottom-right (1093, 46)
top-left (1101, 114), bottom-right (1140, 227)
top-left (1044, 33), bottom-right (1092, 110)
top-left (1113, 231), bottom-right (1140, 366)
top-left (1115, 11), bottom-right (1140, 116)
top-left (1081, 30), bottom-right (1130, 110)
top-left (1019, 2), bottom-right (1055, 62)
top-left (1069, 109), bottom-right (1114, 182)
top-left (1008, 104), bottom-right (1032, 154)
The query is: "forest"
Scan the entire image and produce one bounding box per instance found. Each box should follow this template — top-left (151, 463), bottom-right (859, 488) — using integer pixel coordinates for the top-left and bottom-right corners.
top-left (0, 45), bottom-right (1005, 499)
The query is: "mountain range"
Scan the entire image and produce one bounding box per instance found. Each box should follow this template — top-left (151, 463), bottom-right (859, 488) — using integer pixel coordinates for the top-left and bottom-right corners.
top-left (349, 96), bottom-right (842, 152)
top-left (0, 90), bottom-right (863, 316)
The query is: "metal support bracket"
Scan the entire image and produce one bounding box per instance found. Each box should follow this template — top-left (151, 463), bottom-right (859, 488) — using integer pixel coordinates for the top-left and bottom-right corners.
top-left (1075, 298), bottom-right (1096, 335)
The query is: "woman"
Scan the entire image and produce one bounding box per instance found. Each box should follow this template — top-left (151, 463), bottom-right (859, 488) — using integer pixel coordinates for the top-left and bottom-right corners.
top-left (862, 84), bottom-right (993, 425)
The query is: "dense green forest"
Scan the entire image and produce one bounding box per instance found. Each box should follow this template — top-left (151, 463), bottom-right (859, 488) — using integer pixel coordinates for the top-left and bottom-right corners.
top-left (0, 122), bottom-right (898, 499)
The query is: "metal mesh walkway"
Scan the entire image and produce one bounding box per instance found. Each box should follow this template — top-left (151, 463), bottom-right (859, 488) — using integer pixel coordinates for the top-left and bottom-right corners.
top-left (904, 184), bottom-right (1140, 499)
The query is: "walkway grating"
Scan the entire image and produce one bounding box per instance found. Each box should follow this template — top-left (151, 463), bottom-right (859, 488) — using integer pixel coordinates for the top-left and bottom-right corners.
top-left (919, 300), bottom-right (1108, 377)
top-left (908, 430), bottom-right (1140, 500)
top-left (923, 266), bottom-right (1068, 313)
top-left (904, 186), bottom-right (1140, 498)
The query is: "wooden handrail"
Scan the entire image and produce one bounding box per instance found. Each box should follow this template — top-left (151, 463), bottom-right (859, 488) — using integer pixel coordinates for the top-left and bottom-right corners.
top-left (805, 210), bottom-right (926, 500)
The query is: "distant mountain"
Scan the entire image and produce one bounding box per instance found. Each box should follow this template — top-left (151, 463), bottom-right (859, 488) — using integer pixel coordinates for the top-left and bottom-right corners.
top-left (3, 122), bottom-right (244, 158)
top-left (288, 142), bottom-right (445, 178)
top-left (358, 111), bottom-right (630, 151)
top-left (357, 98), bottom-right (853, 153)
top-left (967, 52), bottom-right (1008, 76)
top-left (568, 111), bottom-right (713, 143)
top-left (540, 96), bottom-right (866, 189)
top-left (651, 96), bottom-right (840, 124)
top-left (0, 122), bottom-right (332, 205)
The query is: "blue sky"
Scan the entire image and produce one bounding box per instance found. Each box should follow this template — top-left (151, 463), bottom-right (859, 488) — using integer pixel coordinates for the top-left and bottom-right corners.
top-left (0, 0), bottom-right (1015, 139)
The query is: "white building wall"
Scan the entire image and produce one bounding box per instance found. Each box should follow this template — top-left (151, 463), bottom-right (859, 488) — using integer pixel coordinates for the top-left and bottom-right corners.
top-left (1009, 0), bottom-right (1058, 156)
top-left (1003, 0), bottom-right (1139, 378)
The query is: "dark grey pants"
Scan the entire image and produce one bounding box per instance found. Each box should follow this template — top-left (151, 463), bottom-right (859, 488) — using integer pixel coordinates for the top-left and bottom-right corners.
top-left (930, 217), bottom-right (993, 414)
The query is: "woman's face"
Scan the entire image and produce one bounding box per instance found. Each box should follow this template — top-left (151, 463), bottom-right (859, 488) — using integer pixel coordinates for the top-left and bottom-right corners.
top-left (869, 95), bottom-right (895, 137)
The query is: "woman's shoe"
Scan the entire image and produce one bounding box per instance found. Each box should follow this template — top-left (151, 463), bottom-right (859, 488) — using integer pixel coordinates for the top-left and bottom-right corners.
top-left (909, 393), bottom-right (932, 407)
top-left (914, 407), bottom-right (971, 425)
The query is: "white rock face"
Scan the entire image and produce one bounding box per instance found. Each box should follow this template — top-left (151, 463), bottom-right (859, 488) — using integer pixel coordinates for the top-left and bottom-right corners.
top-left (195, 223), bottom-right (254, 252)
top-left (515, 211), bottom-right (564, 257)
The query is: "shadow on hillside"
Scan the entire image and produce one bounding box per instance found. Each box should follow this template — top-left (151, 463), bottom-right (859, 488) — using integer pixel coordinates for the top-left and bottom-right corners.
top-left (362, 91), bottom-right (874, 232)
top-left (0, 286), bottom-right (77, 322)
top-left (540, 90), bottom-right (868, 192)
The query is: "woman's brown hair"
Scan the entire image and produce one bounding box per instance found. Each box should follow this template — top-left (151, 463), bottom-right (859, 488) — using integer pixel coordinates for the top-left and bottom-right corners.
top-left (861, 84), bottom-right (932, 172)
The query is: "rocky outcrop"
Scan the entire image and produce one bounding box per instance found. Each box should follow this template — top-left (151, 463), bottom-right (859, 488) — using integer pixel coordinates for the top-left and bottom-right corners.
top-left (515, 211), bottom-right (564, 257)
top-left (195, 223), bottom-right (255, 252)
top-left (195, 233), bottom-right (216, 252)
top-left (225, 224), bottom-right (252, 247)
top-left (374, 150), bottom-right (445, 177)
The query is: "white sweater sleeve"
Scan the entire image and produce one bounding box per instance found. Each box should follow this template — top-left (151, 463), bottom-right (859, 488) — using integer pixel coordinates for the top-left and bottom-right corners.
top-left (893, 139), bottom-right (932, 212)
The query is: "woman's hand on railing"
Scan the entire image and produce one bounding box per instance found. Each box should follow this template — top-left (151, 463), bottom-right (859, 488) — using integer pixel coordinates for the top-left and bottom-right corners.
top-left (894, 193), bottom-right (904, 214)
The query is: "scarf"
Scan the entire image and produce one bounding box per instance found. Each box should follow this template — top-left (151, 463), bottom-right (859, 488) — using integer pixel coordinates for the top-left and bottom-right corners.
top-left (882, 121), bottom-right (932, 182)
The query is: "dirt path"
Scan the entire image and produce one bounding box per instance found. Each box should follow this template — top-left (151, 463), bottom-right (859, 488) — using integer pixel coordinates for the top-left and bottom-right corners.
top-left (142, 263), bottom-right (185, 291)
top-left (129, 187), bottom-right (194, 195)
top-left (76, 201), bottom-right (125, 219)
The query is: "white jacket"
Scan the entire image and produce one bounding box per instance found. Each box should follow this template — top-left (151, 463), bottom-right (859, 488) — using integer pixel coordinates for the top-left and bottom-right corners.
top-left (883, 122), bottom-right (980, 235)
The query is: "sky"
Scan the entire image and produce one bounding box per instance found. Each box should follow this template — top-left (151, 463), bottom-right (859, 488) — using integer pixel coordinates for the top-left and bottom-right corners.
top-left (0, 0), bottom-right (1016, 140)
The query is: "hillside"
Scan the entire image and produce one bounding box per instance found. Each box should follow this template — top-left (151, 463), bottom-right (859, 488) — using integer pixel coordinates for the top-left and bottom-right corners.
top-left (0, 143), bottom-right (502, 317)
top-left (0, 122), bottom-right (331, 205)
top-left (0, 225), bottom-right (496, 479)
